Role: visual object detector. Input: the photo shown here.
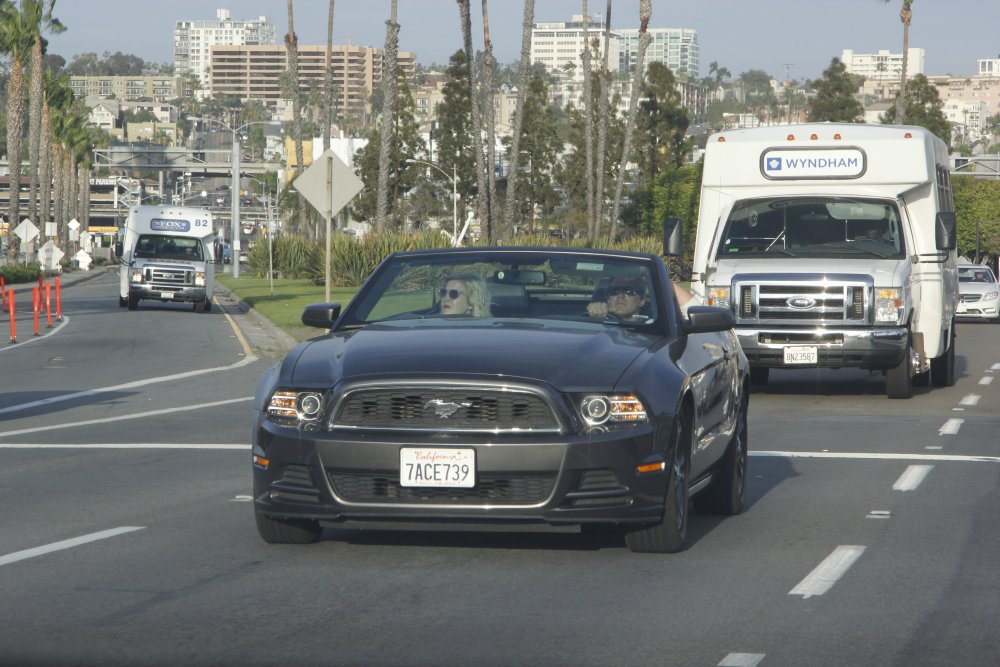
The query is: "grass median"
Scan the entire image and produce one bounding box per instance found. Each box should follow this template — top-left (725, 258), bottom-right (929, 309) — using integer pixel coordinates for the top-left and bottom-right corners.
top-left (217, 274), bottom-right (357, 341)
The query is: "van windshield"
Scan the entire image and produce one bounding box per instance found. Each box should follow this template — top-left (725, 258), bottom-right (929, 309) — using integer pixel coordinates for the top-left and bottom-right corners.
top-left (716, 197), bottom-right (906, 259)
top-left (134, 234), bottom-right (204, 261)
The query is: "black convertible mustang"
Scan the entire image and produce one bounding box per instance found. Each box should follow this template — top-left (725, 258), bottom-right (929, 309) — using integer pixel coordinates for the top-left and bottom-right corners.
top-left (252, 246), bottom-right (750, 553)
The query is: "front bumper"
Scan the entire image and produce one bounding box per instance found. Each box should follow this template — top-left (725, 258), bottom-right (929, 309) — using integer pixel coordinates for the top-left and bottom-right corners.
top-left (252, 418), bottom-right (670, 527)
top-left (129, 284), bottom-right (206, 304)
top-left (736, 326), bottom-right (908, 370)
top-left (957, 295), bottom-right (1000, 321)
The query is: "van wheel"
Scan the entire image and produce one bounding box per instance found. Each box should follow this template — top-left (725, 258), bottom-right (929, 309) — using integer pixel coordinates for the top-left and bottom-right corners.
top-left (126, 292), bottom-right (139, 311)
top-left (119, 296), bottom-right (127, 308)
top-left (625, 409), bottom-right (691, 553)
top-left (930, 325), bottom-right (955, 387)
top-left (886, 339), bottom-right (913, 399)
top-left (194, 299), bottom-right (206, 313)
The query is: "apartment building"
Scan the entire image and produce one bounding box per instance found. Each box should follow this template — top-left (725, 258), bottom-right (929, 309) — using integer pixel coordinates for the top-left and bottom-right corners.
top-left (617, 28), bottom-right (699, 80)
top-left (928, 74), bottom-right (1000, 143)
top-left (978, 58), bottom-right (1000, 76)
top-left (531, 14), bottom-right (620, 79)
top-left (209, 44), bottom-right (416, 118)
top-left (841, 48), bottom-right (925, 79)
top-left (68, 75), bottom-right (186, 102)
top-left (174, 8), bottom-right (277, 95)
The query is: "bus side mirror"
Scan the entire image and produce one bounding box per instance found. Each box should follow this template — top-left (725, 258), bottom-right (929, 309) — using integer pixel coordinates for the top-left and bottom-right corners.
top-left (663, 217), bottom-right (683, 257)
top-left (935, 212), bottom-right (956, 251)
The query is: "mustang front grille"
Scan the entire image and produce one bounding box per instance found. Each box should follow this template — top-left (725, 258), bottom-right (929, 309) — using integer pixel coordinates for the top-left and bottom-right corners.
top-left (330, 385), bottom-right (562, 433)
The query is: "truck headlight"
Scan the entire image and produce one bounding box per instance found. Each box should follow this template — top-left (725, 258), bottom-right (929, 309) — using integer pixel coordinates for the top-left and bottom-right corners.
top-left (267, 389), bottom-right (325, 429)
top-left (130, 270), bottom-right (144, 284)
top-left (707, 287), bottom-right (731, 309)
top-left (874, 288), bottom-right (904, 324)
top-left (195, 271), bottom-right (206, 286)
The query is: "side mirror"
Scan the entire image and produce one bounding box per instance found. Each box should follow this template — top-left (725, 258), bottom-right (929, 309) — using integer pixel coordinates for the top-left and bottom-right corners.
top-left (302, 302), bottom-right (342, 329)
top-left (682, 305), bottom-right (735, 334)
top-left (663, 217), bottom-right (683, 257)
top-left (935, 211), bottom-right (957, 251)
top-left (114, 242), bottom-right (123, 256)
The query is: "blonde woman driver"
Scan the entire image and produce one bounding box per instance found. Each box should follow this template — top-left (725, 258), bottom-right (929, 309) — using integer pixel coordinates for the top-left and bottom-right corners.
top-left (438, 273), bottom-right (491, 317)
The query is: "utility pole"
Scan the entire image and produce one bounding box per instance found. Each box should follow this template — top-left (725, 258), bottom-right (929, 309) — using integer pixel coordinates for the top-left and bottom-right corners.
top-left (783, 63), bottom-right (794, 124)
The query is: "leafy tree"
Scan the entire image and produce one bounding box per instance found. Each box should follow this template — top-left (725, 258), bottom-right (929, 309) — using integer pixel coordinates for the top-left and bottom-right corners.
top-left (879, 74), bottom-right (951, 145)
top-left (63, 50), bottom-right (145, 76)
top-left (434, 50), bottom-right (478, 223)
top-left (953, 175), bottom-right (1000, 261)
top-left (807, 58), bottom-right (864, 122)
top-left (375, 0), bottom-right (399, 231)
top-left (500, 0), bottom-right (535, 238)
top-left (634, 61), bottom-right (691, 181)
top-left (622, 160), bottom-right (703, 247)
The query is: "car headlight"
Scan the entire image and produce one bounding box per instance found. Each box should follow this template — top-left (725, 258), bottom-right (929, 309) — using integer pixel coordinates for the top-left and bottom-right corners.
top-left (130, 270), bottom-right (144, 284)
top-left (707, 286), bottom-right (730, 309)
top-left (195, 271), bottom-right (206, 286)
top-left (985, 291), bottom-right (999, 301)
top-left (267, 389), bottom-right (326, 428)
top-left (874, 288), bottom-right (904, 324)
top-left (578, 393), bottom-right (647, 429)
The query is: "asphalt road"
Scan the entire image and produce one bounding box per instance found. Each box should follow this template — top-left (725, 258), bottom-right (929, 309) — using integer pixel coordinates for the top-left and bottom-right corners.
top-left (1, 269), bottom-right (998, 666)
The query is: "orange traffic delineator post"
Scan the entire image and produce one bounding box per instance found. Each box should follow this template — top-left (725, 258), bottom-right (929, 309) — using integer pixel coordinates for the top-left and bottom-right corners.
top-left (8, 289), bottom-right (16, 343)
top-left (55, 276), bottom-right (62, 321)
top-left (45, 281), bottom-right (52, 328)
top-left (33, 286), bottom-right (40, 336)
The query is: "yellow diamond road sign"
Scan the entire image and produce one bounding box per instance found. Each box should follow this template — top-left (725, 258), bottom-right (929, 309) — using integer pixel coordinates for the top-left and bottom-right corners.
top-left (293, 149), bottom-right (364, 217)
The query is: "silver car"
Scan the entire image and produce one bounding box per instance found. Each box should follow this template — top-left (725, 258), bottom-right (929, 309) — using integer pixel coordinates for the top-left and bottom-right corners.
top-left (957, 264), bottom-right (1000, 323)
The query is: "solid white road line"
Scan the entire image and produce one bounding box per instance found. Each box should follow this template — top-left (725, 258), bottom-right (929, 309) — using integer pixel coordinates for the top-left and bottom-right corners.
top-left (789, 545), bottom-right (866, 599)
top-left (0, 526), bottom-right (145, 567)
top-left (0, 355), bottom-right (258, 417)
top-left (892, 464), bottom-right (934, 491)
top-left (938, 419), bottom-right (964, 435)
top-left (0, 397), bottom-right (254, 438)
top-left (719, 654), bottom-right (766, 667)
top-left (0, 316), bottom-right (70, 353)
top-left (751, 451), bottom-right (1000, 463)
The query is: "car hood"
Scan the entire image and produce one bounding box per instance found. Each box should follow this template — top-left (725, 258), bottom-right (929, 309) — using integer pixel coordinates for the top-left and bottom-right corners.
top-left (958, 281), bottom-right (999, 296)
top-left (286, 321), bottom-right (660, 392)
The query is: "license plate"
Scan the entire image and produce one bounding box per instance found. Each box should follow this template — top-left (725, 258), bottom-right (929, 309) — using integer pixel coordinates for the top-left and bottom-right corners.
top-left (161, 291), bottom-right (174, 299)
top-left (400, 448), bottom-right (475, 488)
top-left (784, 346), bottom-right (818, 364)
top-left (957, 302), bottom-right (967, 314)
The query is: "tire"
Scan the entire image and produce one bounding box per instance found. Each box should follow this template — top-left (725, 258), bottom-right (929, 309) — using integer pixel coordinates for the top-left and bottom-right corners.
top-left (203, 299), bottom-right (212, 313)
top-left (930, 326), bottom-right (956, 387)
top-left (696, 391), bottom-right (749, 516)
top-left (886, 337), bottom-right (913, 399)
top-left (126, 292), bottom-right (139, 311)
top-left (749, 366), bottom-right (770, 387)
top-left (119, 295), bottom-right (127, 308)
top-left (254, 507), bottom-right (322, 544)
top-left (194, 299), bottom-right (206, 313)
top-left (626, 409), bottom-right (691, 553)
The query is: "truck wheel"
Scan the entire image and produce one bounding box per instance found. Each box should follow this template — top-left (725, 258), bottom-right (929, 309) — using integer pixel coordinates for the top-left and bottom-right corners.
top-left (886, 340), bottom-right (913, 399)
top-left (119, 296), bottom-right (127, 308)
top-left (193, 299), bottom-right (206, 313)
top-left (930, 326), bottom-right (956, 387)
top-left (127, 292), bottom-right (139, 311)
top-left (626, 409), bottom-right (691, 553)
top-left (254, 507), bottom-right (322, 544)
top-left (749, 367), bottom-right (770, 386)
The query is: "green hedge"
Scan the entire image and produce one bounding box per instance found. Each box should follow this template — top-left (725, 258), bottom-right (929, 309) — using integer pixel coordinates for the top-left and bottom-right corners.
top-left (0, 263), bottom-right (43, 284)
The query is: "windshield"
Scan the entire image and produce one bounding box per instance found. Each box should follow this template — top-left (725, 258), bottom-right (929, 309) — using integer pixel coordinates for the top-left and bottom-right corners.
top-left (340, 250), bottom-right (665, 331)
top-left (716, 197), bottom-right (906, 259)
top-left (134, 234), bottom-right (204, 261)
top-left (958, 266), bottom-right (997, 284)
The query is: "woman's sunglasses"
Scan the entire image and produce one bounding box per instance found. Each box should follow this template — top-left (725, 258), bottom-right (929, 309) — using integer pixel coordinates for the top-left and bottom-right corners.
top-left (607, 287), bottom-right (641, 297)
top-left (439, 288), bottom-right (466, 299)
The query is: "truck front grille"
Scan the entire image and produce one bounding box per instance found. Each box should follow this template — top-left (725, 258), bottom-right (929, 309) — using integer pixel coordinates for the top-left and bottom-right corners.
top-left (733, 274), bottom-right (872, 326)
top-left (146, 265), bottom-right (194, 288)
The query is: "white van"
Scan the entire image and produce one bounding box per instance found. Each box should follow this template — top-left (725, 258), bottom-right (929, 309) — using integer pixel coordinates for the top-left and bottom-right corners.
top-left (116, 205), bottom-right (216, 313)
top-left (691, 123), bottom-right (958, 398)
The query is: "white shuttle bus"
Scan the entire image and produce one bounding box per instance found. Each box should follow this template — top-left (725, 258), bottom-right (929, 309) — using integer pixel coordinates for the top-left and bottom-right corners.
top-left (116, 205), bottom-right (216, 313)
top-left (691, 123), bottom-right (958, 398)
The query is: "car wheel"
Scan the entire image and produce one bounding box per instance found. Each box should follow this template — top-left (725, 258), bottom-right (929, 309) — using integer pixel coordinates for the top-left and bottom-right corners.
top-left (696, 391), bottom-right (748, 516)
top-left (118, 295), bottom-right (127, 308)
top-left (127, 292), bottom-right (138, 311)
top-left (930, 325), bottom-right (955, 387)
top-left (886, 337), bottom-right (913, 399)
top-left (254, 507), bottom-right (322, 544)
top-left (749, 366), bottom-right (769, 387)
top-left (625, 409), bottom-right (691, 554)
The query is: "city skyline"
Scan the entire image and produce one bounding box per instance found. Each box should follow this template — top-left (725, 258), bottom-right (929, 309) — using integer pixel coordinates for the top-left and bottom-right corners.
top-left (43, 0), bottom-right (999, 82)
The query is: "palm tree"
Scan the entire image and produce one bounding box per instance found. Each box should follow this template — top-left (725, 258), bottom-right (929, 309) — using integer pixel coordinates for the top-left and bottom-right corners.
top-left (40, 70), bottom-right (72, 248)
top-left (480, 0), bottom-right (499, 237)
top-left (457, 0), bottom-right (489, 241)
top-left (501, 0), bottom-right (536, 239)
top-left (610, 0), bottom-right (651, 243)
top-left (0, 1), bottom-right (35, 260)
top-left (25, 1), bottom-right (64, 228)
top-left (880, 0), bottom-right (913, 124)
top-left (580, 2), bottom-right (596, 240)
top-left (322, 0), bottom-right (335, 152)
top-left (375, 0), bottom-right (399, 231)
top-left (285, 0), bottom-right (307, 234)
top-left (592, 0), bottom-right (612, 242)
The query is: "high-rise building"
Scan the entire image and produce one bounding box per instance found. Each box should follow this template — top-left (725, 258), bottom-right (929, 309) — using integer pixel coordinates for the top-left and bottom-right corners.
top-left (840, 48), bottom-right (925, 80)
top-left (617, 28), bottom-right (699, 80)
top-left (530, 14), bottom-right (620, 78)
top-left (174, 9), bottom-right (277, 96)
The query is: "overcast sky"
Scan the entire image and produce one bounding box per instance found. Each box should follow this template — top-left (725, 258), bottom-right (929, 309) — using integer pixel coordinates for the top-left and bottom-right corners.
top-left (45, 0), bottom-right (998, 81)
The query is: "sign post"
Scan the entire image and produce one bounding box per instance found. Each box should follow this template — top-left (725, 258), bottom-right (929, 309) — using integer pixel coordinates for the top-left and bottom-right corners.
top-left (293, 149), bottom-right (364, 303)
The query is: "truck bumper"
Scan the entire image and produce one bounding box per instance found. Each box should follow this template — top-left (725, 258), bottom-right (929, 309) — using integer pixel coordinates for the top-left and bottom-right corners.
top-left (736, 326), bottom-right (907, 370)
top-left (130, 285), bottom-right (207, 304)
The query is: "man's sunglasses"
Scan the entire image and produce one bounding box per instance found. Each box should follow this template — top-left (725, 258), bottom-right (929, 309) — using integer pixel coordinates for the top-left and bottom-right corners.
top-left (607, 287), bottom-right (641, 297)
top-left (438, 288), bottom-right (466, 299)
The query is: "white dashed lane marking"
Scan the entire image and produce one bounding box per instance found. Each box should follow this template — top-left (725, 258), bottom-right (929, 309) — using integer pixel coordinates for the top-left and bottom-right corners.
top-left (789, 545), bottom-right (866, 599)
top-left (0, 527), bottom-right (145, 567)
top-left (893, 465), bottom-right (934, 491)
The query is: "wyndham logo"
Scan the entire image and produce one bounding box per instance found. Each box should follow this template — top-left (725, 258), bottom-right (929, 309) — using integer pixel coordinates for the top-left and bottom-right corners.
top-left (766, 157), bottom-right (782, 171)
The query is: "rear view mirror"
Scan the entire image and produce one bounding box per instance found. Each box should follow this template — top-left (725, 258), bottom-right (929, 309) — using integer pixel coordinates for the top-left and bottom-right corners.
top-left (663, 217), bottom-right (683, 257)
top-left (935, 212), bottom-right (956, 251)
top-left (493, 269), bottom-right (545, 285)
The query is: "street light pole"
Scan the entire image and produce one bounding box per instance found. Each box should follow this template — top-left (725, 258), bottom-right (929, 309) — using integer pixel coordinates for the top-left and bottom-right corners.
top-left (405, 158), bottom-right (458, 245)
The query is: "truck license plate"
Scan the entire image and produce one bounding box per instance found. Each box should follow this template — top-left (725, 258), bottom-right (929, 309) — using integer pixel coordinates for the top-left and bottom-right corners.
top-left (400, 448), bottom-right (475, 488)
top-left (784, 346), bottom-right (818, 364)
top-left (161, 291), bottom-right (174, 299)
